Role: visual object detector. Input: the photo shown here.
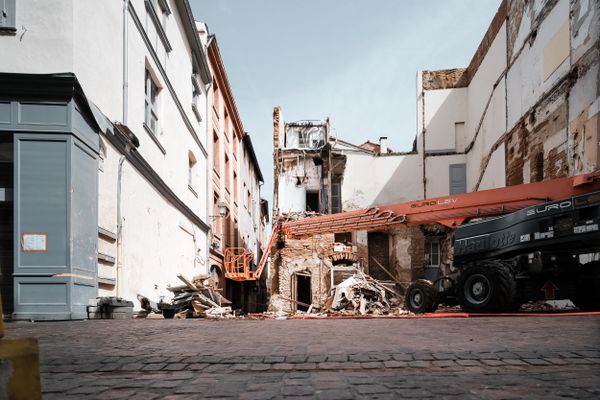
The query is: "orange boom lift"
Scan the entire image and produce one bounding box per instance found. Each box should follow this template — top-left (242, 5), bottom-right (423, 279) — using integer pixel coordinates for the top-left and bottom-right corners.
top-left (225, 172), bottom-right (600, 282)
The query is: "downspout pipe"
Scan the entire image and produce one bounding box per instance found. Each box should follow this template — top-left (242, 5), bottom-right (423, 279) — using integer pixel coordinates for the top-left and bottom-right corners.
top-left (116, 155), bottom-right (126, 297)
top-left (117, 0), bottom-right (128, 297)
top-left (205, 81), bottom-right (212, 275)
top-left (122, 0), bottom-right (129, 125)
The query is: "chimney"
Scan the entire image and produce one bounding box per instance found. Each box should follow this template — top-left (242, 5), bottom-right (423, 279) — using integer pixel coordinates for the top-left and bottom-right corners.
top-left (379, 136), bottom-right (388, 154)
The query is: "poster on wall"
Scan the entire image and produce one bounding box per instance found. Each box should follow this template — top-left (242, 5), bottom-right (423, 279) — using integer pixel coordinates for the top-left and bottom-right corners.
top-left (21, 232), bottom-right (48, 252)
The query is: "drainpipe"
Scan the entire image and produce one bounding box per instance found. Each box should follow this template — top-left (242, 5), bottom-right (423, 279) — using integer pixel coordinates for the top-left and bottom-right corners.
top-left (116, 155), bottom-right (126, 297)
top-left (205, 81), bottom-right (212, 275)
top-left (122, 0), bottom-right (129, 125)
top-left (116, 0), bottom-right (128, 297)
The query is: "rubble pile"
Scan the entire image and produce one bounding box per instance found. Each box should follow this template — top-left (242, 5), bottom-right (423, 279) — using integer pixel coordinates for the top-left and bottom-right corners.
top-left (324, 272), bottom-right (405, 316)
top-left (137, 274), bottom-right (233, 319)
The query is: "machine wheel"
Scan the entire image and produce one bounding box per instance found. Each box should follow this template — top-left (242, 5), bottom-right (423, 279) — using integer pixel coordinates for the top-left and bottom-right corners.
top-left (574, 261), bottom-right (600, 311)
top-left (456, 261), bottom-right (516, 313)
top-left (405, 279), bottom-right (439, 314)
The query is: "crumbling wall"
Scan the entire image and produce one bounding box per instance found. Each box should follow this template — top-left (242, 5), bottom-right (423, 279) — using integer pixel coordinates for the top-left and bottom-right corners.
top-left (389, 227), bottom-right (425, 287)
top-left (269, 234), bottom-right (334, 313)
top-left (505, 85), bottom-right (569, 185)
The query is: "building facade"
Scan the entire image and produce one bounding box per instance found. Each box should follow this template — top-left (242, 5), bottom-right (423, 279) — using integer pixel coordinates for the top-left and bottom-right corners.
top-left (0, 0), bottom-right (212, 319)
top-left (270, 0), bottom-right (600, 311)
top-left (206, 35), bottom-right (267, 312)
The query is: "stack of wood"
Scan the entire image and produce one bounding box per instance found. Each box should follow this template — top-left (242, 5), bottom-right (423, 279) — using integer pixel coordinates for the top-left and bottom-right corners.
top-left (160, 274), bottom-right (232, 319)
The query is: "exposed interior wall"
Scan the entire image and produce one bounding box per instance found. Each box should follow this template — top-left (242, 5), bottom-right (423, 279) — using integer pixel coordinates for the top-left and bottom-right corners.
top-left (340, 152), bottom-right (423, 210)
top-left (269, 234), bottom-right (334, 313)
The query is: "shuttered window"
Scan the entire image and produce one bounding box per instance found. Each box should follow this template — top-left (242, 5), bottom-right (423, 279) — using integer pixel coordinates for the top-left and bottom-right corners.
top-left (331, 180), bottom-right (342, 214)
top-left (449, 163), bottom-right (466, 195)
top-left (0, 0), bottom-right (16, 31)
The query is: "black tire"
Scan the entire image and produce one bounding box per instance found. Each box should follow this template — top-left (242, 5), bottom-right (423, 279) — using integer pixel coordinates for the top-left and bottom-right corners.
top-left (574, 261), bottom-right (600, 311)
top-left (405, 279), bottom-right (439, 314)
top-left (456, 260), bottom-right (516, 313)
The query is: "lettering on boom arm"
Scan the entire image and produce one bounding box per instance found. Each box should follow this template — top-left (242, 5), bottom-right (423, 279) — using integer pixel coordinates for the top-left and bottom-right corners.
top-left (410, 198), bottom-right (458, 209)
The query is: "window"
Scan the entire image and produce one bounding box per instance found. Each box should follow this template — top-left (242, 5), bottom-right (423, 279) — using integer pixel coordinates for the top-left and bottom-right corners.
top-left (144, 69), bottom-right (160, 134)
top-left (212, 81), bottom-right (220, 115)
top-left (247, 189), bottom-right (252, 213)
top-left (232, 133), bottom-right (238, 159)
top-left (306, 191), bottom-right (319, 212)
top-left (224, 111), bottom-right (230, 141)
top-left (191, 74), bottom-right (203, 122)
top-left (0, 0), bottom-right (16, 31)
top-left (233, 172), bottom-right (238, 204)
top-left (449, 163), bottom-right (466, 195)
top-left (224, 153), bottom-right (230, 191)
top-left (243, 183), bottom-right (248, 208)
top-left (212, 131), bottom-right (220, 173)
top-left (426, 241), bottom-right (440, 267)
top-left (145, 0), bottom-right (171, 52)
top-left (213, 195), bottom-right (221, 237)
top-left (331, 179), bottom-right (342, 214)
top-left (188, 151), bottom-right (197, 190)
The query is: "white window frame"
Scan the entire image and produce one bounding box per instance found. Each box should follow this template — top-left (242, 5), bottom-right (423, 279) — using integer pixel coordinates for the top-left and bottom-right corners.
top-left (144, 69), bottom-right (161, 135)
top-left (426, 240), bottom-right (441, 268)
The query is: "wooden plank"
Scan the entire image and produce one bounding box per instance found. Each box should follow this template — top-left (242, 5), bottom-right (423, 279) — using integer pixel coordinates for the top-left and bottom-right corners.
top-left (369, 256), bottom-right (405, 287)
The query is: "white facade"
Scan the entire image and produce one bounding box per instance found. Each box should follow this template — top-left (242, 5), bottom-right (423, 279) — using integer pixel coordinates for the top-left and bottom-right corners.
top-left (336, 0), bottom-right (599, 211)
top-left (0, 0), bottom-right (212, 305)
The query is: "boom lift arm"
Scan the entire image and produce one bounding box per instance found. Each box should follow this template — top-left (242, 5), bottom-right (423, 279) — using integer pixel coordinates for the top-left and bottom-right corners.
top-left (241, 172), bottom-right (600, 282)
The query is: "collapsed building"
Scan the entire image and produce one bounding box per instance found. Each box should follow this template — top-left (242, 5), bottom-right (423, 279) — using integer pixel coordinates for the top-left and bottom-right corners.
top-left (269, 0), bottom-right (600, 313)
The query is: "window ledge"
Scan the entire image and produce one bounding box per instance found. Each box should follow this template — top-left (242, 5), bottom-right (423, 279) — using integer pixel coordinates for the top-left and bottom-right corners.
top-left (143, 123), bottom-right (167, 155)
top-left (188, 185), bottom-right (198, 198)
top-left (0, 27), bottom-right (17, 35)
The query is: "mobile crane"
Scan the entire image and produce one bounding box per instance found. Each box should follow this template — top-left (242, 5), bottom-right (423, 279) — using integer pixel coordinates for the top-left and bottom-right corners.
top-left (227, 172), bottom-right (600, 313)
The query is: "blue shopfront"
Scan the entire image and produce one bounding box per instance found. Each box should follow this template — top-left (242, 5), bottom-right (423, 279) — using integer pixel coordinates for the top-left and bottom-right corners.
top-left (0, 73), bottom-right (100, 320)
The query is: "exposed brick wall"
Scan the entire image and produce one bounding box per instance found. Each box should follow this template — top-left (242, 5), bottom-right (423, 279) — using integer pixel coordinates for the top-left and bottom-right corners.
top-left (422, 69), bottom-right (468, 90)
top-left (505, 87), bottom-right (569, 186)
top-left (270, 234), bottom-right (334, 313)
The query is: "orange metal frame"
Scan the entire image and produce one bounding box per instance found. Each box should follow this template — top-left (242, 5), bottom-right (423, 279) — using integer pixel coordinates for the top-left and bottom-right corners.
top-left (224, 247), bottom-right (256, 281)
top-left (247, 172), bottom-right (600, 281)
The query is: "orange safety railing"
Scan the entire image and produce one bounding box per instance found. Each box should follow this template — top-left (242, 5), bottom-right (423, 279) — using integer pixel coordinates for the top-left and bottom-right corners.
top-left (224, 247), bottom-right (256, 281)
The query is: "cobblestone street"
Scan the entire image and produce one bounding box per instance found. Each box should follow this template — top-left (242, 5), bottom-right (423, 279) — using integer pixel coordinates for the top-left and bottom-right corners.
top-left (5, 315), bottom-right (600, 399)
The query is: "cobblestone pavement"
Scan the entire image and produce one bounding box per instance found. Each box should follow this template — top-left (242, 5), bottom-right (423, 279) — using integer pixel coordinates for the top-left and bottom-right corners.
top-left (6, 316), bottom-right (600, 399)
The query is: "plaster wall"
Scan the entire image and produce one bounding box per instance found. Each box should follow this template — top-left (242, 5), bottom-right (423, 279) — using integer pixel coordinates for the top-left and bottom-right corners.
top-left (340, 153), bottom-right (423, 210)
top-left (118, 160), bottom-right (209, 304)
top-left (466, 24), bottom-right (507, 145)
top-left (478, 144), bottom-right (507, 190)
top-left (425, 154), bottom-right (468, 198)
top-left (507, 0), bottom-right (570, 129)
top-left (277, 156), bottom-right (323, 214)
top-left (424, 88), bottom-right (467, 152)
top-left (465, 78), bottom-right (507, 190)
top-left (0, 0), bottom-right (75, 73)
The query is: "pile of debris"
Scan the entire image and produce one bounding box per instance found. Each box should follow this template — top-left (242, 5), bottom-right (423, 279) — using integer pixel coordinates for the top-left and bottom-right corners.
top-left (323, 271), bottom-right (405, 316)
top-left (137, 274), bottom-right (233, 319)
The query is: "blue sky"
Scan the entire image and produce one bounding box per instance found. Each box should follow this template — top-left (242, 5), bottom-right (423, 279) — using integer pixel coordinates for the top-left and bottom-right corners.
top-left (190, 0), bottom-right (500, 205)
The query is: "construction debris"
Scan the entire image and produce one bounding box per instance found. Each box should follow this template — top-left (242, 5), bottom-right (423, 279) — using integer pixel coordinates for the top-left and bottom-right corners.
top-left (137, 274), bottom-right (233, 319)
top-left (326, 271), bottom-right (404, 316)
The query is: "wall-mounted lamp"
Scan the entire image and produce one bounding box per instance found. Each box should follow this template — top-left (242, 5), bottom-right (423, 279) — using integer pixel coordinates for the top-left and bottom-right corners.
top-left (209, 201), bottom-right (228, 220)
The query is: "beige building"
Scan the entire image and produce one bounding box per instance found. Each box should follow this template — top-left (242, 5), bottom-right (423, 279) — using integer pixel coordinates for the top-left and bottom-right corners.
top-left (205, 33), bottom-right (267, 312)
